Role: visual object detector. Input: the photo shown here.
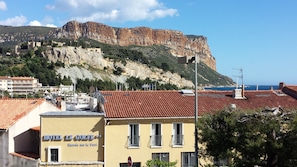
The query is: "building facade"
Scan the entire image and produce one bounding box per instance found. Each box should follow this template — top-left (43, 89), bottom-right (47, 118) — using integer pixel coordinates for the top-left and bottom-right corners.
top-left (0, 99), bottom-right (61, 167)
top-left (2, 83), bottom-right (296, 167)
top-left (0, 76), bottom-right (42, 96)
top-left (39, 111), bottom-right (105, 167)
top-left (104, 118), bottom-right (197, 167)
top-left (38, 86), bottom-right (297, 167)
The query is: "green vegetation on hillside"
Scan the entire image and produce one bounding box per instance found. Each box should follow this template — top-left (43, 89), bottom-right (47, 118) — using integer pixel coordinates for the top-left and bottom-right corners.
top-left (0, 25), bottom-right (55, 47)
top-left (0, 48), bottom-right (179, 92)
top-left (0, 26), bottom-right (235, 90)
top-left (56, 37), bottom-right (234, 86)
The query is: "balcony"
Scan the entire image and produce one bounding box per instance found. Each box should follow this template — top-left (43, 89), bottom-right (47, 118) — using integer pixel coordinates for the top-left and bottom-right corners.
top-left (150, 135), bottom-right (162, 147)
top-left (128, 135), bottom-right (140, 147)
top-left (172, 134), bottom-right (184, 146)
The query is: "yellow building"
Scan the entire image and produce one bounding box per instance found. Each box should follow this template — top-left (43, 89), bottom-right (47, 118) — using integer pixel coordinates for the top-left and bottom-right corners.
top-left (39, 86), bottom-right (297, 167)
top-left (104, 119), bottom-right (196, 167)
top-left (40, 111), bottom-right (105, 167)
top-left (99, 90), bottom-right (199, 167)
top-left (40, 90), bottom-right (199, 167)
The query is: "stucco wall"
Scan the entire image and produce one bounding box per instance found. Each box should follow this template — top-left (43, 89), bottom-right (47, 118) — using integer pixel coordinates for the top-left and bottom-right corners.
top-left (40, 115), bottom-right (104, 163)
top-left (0, 131), bottom-right (9, 167)
top-left (8, 101), bottom-right (61, 153)
top-left (104, 118), bottom-right (196, 167)
top-left (9, 154), bottom-right (38, 167)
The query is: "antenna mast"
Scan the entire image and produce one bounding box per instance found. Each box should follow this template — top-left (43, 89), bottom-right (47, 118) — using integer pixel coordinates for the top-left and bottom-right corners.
top-left (233, 68), bottom-right (243, 87)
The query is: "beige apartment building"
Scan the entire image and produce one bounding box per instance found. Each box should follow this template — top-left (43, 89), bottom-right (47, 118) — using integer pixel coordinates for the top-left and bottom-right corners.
top-left (0, 76), bottom-right (42, 96)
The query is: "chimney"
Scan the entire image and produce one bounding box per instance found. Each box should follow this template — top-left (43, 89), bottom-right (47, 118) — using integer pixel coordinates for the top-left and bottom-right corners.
top-left (279, 82), bottom-right (285, 90)
top-left (233, 86), bottom-right (246, 99)
top-left (97, 100), bottom-right (105, 113)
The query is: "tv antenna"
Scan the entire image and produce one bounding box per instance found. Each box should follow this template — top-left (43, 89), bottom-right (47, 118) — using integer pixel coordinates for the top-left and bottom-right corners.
top-left (232, 68), bottom-right (243, 89)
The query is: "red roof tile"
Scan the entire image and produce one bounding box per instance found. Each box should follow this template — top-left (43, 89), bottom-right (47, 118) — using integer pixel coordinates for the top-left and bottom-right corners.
top-left (0, 99), bottom-right (46, 129)
top-left (285, 86), bottom-right (297, 92)
top-left (102, 90), bottom-right (297, 119)
top-left (10, 152), bottom-right (38, 160)
top-left (31, 126), bottom-right (40, 131)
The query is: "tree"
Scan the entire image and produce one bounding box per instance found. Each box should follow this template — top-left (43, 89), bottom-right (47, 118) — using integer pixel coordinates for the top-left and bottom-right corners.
top-left (198, 108), bottom-right (297, 167)
top-left (161, 62), bottom-right (169, 71)
top-left (146, 159), bottom-right (177, 167)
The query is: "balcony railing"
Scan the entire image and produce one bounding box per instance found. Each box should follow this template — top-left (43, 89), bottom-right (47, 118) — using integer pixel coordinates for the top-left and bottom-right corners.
top-left (128, 135), bottom-right (140, 147)
top-left (150, 135), bottom-right (162, 146)
top-left (172, 134), bottom-right (184, 145)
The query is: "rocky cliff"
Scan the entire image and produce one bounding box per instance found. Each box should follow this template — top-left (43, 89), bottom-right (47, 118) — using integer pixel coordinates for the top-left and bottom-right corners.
top-left (54, 21), bottom-right (216, 70)
top-left (45, 46), bottom-right (194, 88)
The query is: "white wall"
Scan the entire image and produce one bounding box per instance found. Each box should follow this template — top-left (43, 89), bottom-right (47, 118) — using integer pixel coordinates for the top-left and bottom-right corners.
top-left (8, 101), bottom-right (61, 153)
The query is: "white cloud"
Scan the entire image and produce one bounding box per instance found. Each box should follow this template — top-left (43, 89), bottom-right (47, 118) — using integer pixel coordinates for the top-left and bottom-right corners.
top-left (29, 20), bottom-right (42, 26)
top-left (48, 0), bottom-right (178, 23)
top-left (0, 1), bottom-right (7, 10)
top-left (28, 20), bottom-right (57, 28)
top-left (0, 15), bottom-right (27, 26)
top-left (45, 24), bottom-right (57, 28)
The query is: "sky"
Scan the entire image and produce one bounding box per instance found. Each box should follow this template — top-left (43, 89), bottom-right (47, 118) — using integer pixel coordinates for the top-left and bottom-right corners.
top-left (0, 0), bottom-right (297, 85)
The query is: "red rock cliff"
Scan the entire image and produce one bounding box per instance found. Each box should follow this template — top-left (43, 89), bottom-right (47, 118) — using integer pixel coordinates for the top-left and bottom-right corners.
top-left (56, 21), bottom-right (216, 70)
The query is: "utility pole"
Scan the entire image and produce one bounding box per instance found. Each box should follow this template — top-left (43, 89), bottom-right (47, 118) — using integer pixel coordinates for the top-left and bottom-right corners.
top-left (178, 51), bottom-right (201, 167)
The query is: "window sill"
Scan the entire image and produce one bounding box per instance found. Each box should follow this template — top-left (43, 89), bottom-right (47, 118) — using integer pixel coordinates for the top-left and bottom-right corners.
top-left (150, 145), bottom-right (162, 148)
top-left (128, 146), bottom-right (140, 149)
top-left (171, 145), bottom-right (184, 148)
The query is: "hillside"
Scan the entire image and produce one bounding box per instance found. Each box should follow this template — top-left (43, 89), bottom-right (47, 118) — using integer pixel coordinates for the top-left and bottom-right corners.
top-left (54, 21), bottom-right (216, 70)
top-left (0, 21), bottom-right (235, 89)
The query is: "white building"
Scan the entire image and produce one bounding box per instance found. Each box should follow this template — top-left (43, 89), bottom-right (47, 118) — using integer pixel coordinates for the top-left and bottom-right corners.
top-left (0, 76), bottom-right (42, 96)
top-left (0, 98), bottom-right (61, 167)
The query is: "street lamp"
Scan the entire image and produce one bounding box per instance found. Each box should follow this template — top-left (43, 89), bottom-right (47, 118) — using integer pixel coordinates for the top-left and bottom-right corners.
top-left (178, 54), bottom-right (199, 166)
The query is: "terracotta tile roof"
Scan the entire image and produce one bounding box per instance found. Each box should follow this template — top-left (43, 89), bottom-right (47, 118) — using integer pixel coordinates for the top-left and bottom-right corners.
top-left (0, 76), bottom-right (35, 80)
top-left (11, 77), bottom-right (35, 80)
top-left (101, 90), bottom-right (297, 119)
top-left (286, 86), bottom-right (297, 92)
top-left (102, 91), bottom-right (194, 119)
top-left (10, 152), bottom-right (38, 160)
top-left (31, 126), bottom-right (40, 131)
top-left (0, 99), bottom-right (46, 130)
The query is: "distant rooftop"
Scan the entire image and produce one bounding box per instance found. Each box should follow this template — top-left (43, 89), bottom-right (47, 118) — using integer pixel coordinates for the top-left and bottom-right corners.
top-left (101, 89), bottom-right (297, 119)
top-left (41, 111), bottom-right (105, 116)
top-left (0, 99), bottom-right (47, 129)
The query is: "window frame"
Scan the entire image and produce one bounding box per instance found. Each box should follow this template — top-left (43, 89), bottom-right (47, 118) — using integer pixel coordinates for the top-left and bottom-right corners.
top-left (47, 146), bottom-right (61, 162)
top-left (151, 122), bottom-right (162, 147)
top-left (181, 152), bottom-right (195, 167)
top-left (128, 123), bottom-right (140, 147)
top-left (172, 122), bottom-right (184, 146)
top-left (152, 152), bottom-right (169, 162)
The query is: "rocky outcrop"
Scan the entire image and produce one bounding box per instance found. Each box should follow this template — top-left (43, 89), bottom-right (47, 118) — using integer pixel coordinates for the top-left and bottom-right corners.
top-left (44, 46), bottom-right (107, 69)
top-left (54, 21), bottom-right (216, 70)
top-left (45, 46), bottom-right (194, 88)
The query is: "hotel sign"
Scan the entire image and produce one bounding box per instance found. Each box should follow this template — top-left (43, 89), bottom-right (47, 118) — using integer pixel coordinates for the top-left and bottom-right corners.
top-left (43, 134), bottom-right (101, 141)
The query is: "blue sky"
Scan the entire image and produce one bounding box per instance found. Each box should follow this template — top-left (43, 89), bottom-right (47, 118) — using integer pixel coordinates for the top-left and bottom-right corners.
top-left (0, 0), bottom-right (297, 85)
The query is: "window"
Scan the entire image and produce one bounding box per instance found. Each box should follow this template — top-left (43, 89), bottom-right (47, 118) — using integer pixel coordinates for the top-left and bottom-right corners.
top-left (47, 146), bottom-right (61, 162)
top-left (182, 152), bottom-right (195, 167)
top-left (152, 153), bottom-right (169, 162)
top-left (129, 124), bottom-right (139, 147)
top-left (214, 157), bottom-right (229, 167)
top-left (151, 123), bottom-right (162, 146)
top-left (172, 123), bottom-right (183, 146)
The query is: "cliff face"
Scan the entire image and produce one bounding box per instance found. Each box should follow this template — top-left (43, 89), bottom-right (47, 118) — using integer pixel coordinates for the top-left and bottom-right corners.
top-left (55, 21), bottom-right (216, 70)
top-left (44, 46), bottom-right (194, 88)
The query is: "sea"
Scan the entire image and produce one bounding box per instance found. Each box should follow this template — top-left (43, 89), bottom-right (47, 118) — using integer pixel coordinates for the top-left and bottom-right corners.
top-left (204, 85), bottom-right (279, 91)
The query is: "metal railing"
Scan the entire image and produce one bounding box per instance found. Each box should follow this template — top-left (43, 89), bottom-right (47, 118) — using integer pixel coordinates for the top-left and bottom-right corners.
top-left (128, 135), bottom-right (140, 147)
top-left (150, 135), bottom-right (162, 146)
top-left (172, 134), bottom-right (183, 145)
